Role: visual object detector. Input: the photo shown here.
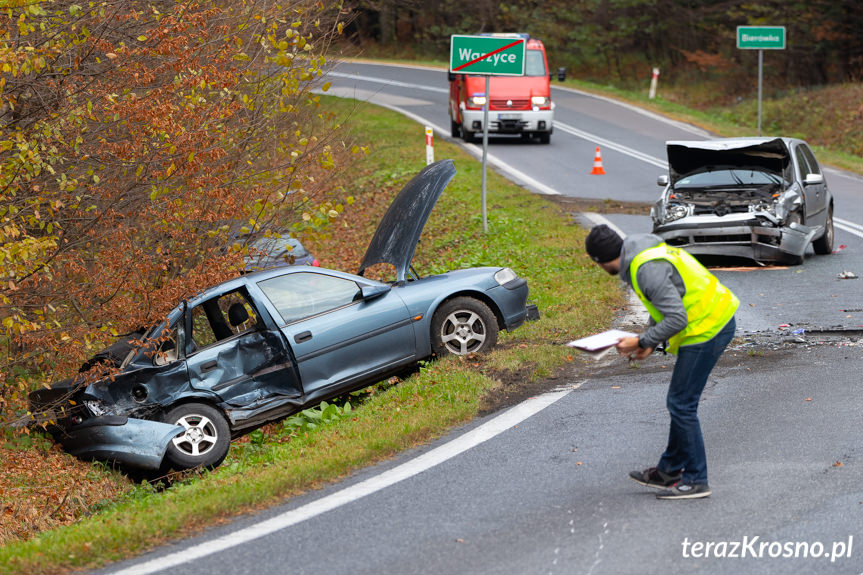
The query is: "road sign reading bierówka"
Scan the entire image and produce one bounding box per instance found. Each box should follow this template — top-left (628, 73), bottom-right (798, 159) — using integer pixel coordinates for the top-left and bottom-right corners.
top-left (737, 26), bottom-right (786, 50)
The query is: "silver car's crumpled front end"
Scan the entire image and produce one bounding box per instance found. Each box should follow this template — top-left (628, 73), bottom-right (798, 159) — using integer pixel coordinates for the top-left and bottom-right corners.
top-left (653, 211), bottom-right (818, 262)
top-left (651, 137), bottom-right (828, 264)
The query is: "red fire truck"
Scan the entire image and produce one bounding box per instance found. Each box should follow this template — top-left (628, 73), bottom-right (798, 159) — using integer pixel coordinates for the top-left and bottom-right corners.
top-left (448, 34), bottom-right (563, 144)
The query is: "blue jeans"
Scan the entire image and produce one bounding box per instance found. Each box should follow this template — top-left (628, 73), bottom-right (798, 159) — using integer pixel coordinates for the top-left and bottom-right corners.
top-left (657, 316), bottom-right (736, 485)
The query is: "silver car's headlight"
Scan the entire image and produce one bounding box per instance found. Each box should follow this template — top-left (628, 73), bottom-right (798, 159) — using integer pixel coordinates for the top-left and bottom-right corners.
top-left (494, 268), bottom-right (518, 285)
top-left (665, 204), bottom-right (689, 222)
top-left (751, 201), bottom-right (776, 215)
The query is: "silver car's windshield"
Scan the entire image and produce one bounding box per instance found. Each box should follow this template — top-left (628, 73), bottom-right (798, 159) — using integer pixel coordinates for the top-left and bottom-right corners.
top-left (675, 169), bottom-right (786, 188)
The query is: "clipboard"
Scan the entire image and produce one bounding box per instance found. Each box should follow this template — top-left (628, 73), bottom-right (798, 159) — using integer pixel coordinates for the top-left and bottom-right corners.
top-left (566, 329), bottom-right (637, 359)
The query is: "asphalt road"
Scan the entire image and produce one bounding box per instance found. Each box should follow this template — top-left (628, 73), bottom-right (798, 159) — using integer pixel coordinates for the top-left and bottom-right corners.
top-left (102, 62), bottom-right (863, 575)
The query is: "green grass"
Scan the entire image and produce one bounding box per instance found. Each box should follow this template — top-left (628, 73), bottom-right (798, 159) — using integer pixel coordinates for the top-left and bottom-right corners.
top-left (0, 96), bottom-right (621, 574)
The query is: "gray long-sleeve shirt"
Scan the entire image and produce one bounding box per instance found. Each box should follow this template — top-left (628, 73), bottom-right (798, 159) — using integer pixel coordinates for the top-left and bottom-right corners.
top-left (618, 234), bottom-right (688, 350)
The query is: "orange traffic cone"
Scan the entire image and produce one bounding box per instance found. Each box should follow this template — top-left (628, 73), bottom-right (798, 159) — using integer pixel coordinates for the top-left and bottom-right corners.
top-left (590, 146), bottom-right (606, 175)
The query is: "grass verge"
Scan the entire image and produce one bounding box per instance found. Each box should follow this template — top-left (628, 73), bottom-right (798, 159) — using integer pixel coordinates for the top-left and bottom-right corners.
top-left (0, 96), bottom-right (622, 574)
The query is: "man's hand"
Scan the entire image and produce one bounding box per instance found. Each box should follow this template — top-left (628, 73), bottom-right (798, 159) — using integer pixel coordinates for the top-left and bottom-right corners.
top-left (616, 336), bottom-right (653, 360)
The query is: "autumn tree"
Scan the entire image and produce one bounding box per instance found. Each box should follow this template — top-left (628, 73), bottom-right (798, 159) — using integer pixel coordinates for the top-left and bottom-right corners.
top-left (0, 0), bottom-right (354, 423)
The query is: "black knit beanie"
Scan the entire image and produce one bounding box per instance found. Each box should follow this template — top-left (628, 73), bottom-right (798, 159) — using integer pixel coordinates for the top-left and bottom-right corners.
top-left (585, 224), bottom-right (623, 263)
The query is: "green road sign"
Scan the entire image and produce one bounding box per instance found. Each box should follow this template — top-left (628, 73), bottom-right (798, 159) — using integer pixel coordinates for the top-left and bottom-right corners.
top-left (737, 26), bottom-right (786, 50)
top-left (449, 35), bottom-right (526, 76)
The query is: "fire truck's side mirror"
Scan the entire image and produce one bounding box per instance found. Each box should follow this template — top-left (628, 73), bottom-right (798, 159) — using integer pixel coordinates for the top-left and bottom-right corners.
top-left (557, 67), bottom-right (566, 82)
top-left (448, 71), bottom-right (456, 82)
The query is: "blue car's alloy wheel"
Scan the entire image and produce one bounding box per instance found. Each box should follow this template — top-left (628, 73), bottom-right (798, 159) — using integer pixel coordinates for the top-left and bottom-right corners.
top-left (164, 403), bottom-right (230, 470)
top-left (431, 297), bottom-right (498, 356)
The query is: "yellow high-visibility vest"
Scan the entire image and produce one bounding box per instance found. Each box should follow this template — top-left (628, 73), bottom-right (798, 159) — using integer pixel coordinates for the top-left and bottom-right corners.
top-left (630, 244), bottom-right (738, 354)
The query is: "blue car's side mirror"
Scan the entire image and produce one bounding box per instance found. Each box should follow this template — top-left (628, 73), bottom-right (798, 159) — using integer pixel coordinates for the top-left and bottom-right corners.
top-left (361, 284), bottom-right (391, 301)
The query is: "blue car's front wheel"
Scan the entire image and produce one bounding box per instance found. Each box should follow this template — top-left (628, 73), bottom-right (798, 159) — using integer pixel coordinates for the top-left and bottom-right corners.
top-left (431, 297), bottom-right (498, 356)
top-left (163, 403), bottom-right (231, 470)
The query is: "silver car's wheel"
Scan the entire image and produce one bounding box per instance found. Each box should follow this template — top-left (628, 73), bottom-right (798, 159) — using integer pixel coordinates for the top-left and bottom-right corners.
top-left (812, 205), bottom-right (834, 255)
top-left (431, 297), bottom-right (498, 356)
top-left (164, 403), bottom-right (230, 470)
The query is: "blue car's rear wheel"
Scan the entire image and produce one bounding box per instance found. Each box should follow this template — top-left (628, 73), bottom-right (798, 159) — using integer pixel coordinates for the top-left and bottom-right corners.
top-left (431, 297), bottom-right (498, 356)
top-left (163, 403), bottom-right (230, 470)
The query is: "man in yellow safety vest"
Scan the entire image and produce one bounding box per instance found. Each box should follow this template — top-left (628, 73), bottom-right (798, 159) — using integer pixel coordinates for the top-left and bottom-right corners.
top-left (585, 224), bottom-right (738, 499)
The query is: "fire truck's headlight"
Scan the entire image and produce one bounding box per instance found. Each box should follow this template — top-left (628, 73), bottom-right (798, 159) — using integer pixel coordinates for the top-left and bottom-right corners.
top-left (470, 95), bottom-right (487, 107)
top-left (531, 96), bottom-right (548, 106)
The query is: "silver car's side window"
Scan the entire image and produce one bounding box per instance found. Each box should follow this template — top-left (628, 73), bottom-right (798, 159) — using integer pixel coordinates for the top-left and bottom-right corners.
top-left (800, 144), bottom-right (822, 176)
top-left (258, 272), bottom-right (362, 325)
top-left (794, 146), bottom-right (813, 180)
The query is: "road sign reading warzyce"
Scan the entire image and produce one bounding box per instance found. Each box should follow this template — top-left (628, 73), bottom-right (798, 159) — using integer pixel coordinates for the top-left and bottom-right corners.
top-left (449, 35), bottom-right (526, 76)
top-left (737, 26), bottom-right (786, 50)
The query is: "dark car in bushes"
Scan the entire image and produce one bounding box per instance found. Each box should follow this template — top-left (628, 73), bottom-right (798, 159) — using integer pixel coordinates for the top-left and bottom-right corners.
top-left (29, 160), bottom-right (531, 471)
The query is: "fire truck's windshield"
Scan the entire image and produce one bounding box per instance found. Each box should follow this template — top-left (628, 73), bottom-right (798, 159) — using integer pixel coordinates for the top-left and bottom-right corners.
top-left (525, 50), bottom-right (546, 76)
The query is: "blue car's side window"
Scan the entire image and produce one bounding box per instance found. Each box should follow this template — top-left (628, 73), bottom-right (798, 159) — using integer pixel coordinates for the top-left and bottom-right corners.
top-left (258, 272), bottom-right (361, 325)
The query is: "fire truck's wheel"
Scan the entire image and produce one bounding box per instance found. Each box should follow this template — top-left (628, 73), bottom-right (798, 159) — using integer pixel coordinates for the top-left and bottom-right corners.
top-left (450, 118), bottom-right (461, 138)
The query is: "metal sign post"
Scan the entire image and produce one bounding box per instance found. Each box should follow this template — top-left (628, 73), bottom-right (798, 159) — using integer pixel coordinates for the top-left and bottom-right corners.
top-left (481, 76), bottom-right (489, 232)
top-left (737, 26), bottom-right (786, 136)
top-left (450, 35), bottom-right (526, 233)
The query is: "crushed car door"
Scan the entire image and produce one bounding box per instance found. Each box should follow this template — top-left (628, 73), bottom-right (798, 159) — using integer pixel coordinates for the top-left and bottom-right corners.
top-left (255, 271), bottom-right (416, 396)
top-left (185, 288), bottom-right (301, 407)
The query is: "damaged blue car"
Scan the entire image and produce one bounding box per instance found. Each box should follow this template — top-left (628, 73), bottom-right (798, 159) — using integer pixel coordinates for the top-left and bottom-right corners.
top-left (28, 160), bottom-right (531, 471)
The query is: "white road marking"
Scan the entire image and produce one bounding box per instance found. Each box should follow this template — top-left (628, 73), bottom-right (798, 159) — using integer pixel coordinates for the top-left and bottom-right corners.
top-left (109, 389), bottom-right (571, 575)
top-left (328, 70), bottom-right (450, 94)
top-left (835, 217), bottom-right (863, 239)
top-left (579, 212), bottom-right (627, 238)
top-left (554, 122), bottom-right (668, 169)
top-left (350, 97), bottom-right (563, 196)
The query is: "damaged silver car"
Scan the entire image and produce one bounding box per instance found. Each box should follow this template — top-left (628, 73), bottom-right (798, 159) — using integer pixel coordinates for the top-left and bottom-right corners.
top-left (651, 137), bottom-right (834, 265)
top-left (28, 160), bottom-right (531, 472)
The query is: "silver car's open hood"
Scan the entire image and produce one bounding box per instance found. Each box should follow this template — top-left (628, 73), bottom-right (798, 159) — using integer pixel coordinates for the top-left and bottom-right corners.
top-left (358, 159), bottom-right (456, 283)
top-left (667, 138), bottom-right (790, 185)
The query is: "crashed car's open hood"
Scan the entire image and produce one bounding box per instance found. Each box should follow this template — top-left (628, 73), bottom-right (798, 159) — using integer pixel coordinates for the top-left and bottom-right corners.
top-left (667, 138), bottom-right (790, 185)
top-left (358, 159), bottom-right (456, 283)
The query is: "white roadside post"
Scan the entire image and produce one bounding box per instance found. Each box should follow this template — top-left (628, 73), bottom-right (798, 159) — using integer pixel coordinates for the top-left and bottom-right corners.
top-left (649, 67), bottom-right (660, 99)
top-left (425, 126), bottom-right (434, 165)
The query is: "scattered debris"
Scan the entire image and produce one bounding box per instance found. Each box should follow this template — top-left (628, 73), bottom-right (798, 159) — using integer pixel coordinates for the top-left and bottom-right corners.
top-left (837, 270), bottom-right (858, 280)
